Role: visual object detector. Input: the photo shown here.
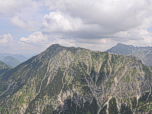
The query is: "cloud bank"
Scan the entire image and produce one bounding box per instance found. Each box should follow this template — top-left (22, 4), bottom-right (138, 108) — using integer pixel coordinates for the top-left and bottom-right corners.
top-left (43, 0), bottom-right (152, 39)
top-left (1, 0), bottom-right (152, 53)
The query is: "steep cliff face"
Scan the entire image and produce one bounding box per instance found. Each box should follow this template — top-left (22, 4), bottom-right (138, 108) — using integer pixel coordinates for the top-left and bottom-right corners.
top-left (0, 44), bottom-right (152, 114)
top-left (107, 43), bottom-right (152, 66)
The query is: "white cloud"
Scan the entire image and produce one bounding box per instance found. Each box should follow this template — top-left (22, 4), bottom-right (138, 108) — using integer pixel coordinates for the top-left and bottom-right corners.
top-left (20, 31), bottom-right (48, 45)
top-left (43, 0), bottom-right (152, 39)
top-left (0, 33), bottom-right (13, 45)
top-left (18, 31), bottom-right (76, 54)
top-left (0, 0), bottom-right (40, 15)
top-left (11, 16), bottom-right (25, 28)
top-left (42, 11), bottom-right (109, 39)
top-left (1, 0), bottom-right (152, 54)
top-left (42, 11), bottom-right (83, 32)
top-left (11, 16), bottom-right (39, 31)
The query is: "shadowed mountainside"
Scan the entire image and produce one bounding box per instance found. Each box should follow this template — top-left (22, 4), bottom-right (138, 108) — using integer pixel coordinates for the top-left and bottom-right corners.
top-left (0, 61), bottom-right (10, 75)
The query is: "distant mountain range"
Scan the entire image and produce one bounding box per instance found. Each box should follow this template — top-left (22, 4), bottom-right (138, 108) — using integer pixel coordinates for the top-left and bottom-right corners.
top-left (0, 53), bottom-right (27, 62)
top-left (0, 53), bottom-right (28, 67)
top-left (107, 43), bottom-right (152, 66)
top-left (1, 44), bottom-right (152, 114)
top-left (2, 56), bottom-right (21, 67)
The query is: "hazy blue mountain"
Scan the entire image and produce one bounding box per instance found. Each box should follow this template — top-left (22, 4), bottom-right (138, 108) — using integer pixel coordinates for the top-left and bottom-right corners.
top-left (107, 43), bottom-right (152, 66)
top-left (13, 54), bottom-right (27, 62)
top-left (0, 44), bottom-right (152, 114)
top-left (2, 56), bottom-right (21, 67)
top-left (0, 53), bottom-right (27, 62)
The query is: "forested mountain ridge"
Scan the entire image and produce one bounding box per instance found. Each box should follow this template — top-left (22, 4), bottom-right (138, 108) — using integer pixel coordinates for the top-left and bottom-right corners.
top-left (0, 61), bottom-right (9, 70)
top-left (0, 44), bottom-right (152, 114)
top-left (0, 61), bottom-right (10, 75)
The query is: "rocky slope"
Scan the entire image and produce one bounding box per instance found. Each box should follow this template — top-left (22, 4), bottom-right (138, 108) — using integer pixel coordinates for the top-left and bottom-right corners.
top-left (107, 43), bottom-right (152, 66)
top-left (0, 44), bottom-right (152, 114)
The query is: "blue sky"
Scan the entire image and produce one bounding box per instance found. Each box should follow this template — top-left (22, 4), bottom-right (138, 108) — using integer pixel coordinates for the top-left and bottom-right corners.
top-left (0, 0), bottom-right (152, 54)
top-left (148, 27), bottom-right (152, 32)
top-left (0, 17), bottom-right (32, 40)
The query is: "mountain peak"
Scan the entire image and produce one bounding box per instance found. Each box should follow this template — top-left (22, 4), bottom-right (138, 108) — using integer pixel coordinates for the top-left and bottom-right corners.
top-left (47, 44), bottom-right (61, 50)
top-left (1, 44), bottom-right (152, 114)
top-left (116, 43), bottom-right (134, 47)
top-left (107, 43), bottom-right (134, 55)
top-left (43, 44), bottom-right (83, 57)
top-left (117, 43), bottom-right (124, 46)
top-left (50, 43), bottom-right (60, 47)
